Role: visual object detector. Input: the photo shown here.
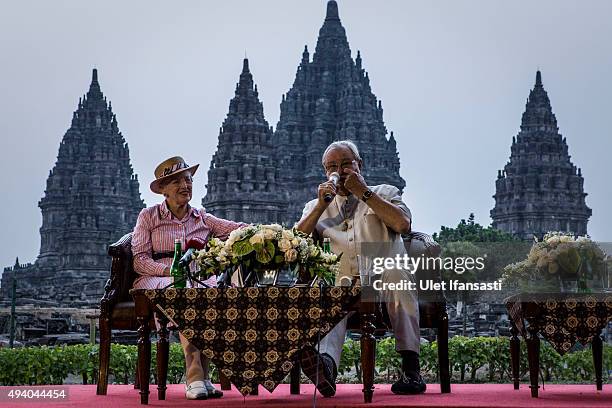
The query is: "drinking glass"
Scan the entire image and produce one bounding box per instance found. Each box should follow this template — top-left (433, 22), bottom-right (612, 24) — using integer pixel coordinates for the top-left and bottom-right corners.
top-left (356, 254), bottom-right (372, 286)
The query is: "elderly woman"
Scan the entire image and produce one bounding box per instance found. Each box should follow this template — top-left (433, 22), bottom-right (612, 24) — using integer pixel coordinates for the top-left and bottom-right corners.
top-left (132, 156), bottom-right (246, 400)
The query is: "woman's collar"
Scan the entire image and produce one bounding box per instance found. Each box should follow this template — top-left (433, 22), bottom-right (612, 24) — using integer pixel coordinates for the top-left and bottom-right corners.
top-left (161, 200), bottom-right (195, 220)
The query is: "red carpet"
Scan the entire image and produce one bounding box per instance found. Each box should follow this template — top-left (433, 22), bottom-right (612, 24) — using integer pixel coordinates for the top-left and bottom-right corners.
top-left (0, 383), bottom-right (610, 408)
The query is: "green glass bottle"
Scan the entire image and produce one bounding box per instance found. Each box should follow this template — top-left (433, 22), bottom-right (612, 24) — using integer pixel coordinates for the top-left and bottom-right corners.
top-left (171, 238), bottom-right (186, 288)
top-left (322, 237), bottom-right (334, 285)
top-left (323, 237), bottom-right (331, 253)
top-left (578, 257), bottom-right (591, 294)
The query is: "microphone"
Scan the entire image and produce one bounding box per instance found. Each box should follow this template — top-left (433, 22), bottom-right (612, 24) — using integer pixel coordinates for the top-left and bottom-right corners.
top-left (324, 172), bottom-right (340, 202)
top-left (179, 237), bottom-right (207, 268)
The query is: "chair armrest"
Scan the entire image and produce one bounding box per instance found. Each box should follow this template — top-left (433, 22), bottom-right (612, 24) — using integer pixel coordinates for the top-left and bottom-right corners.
top-left (403, 231), bottom-right (447, 304)
top-left (100, 232), bottom-right (135, 317)
top-left (403, 231), bottom-right (441, 258)
top-left (108, 232), bottom-right (133, 258)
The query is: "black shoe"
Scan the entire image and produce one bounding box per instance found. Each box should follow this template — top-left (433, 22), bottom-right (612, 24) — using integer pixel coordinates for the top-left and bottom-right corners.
top-left (299, 346), bottom-right (337, 397)
top-left (391, 372), bottom-right (427, 395)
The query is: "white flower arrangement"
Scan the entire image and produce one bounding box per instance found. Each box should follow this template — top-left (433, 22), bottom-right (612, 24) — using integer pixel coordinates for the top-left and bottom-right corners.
top-left (194, 224), bottom-right (340, 284)
top-left (502, 232), bottom-right (607, 291)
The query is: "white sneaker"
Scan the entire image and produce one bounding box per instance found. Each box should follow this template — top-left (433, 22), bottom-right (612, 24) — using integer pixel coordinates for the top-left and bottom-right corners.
top-left (185, 380), bottom-right (208, 400)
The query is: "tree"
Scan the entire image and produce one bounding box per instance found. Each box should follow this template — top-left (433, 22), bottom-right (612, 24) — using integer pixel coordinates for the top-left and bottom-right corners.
top-left (433, 213), bottom-right (517, 244)
top-left (431, 215), bottom-right (531, 333)
top-left (433, 214), bottom-right (529, 282)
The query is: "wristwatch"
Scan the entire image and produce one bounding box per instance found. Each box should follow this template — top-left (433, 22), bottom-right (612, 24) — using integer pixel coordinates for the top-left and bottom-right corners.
top-left (361, 189), bottom-right (374, 202)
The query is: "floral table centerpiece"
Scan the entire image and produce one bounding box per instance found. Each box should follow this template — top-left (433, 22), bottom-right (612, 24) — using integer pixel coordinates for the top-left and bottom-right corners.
top-left (502, 232), bottom-right (607, 293)
top-left (194, 224), bottom-right (340, 286)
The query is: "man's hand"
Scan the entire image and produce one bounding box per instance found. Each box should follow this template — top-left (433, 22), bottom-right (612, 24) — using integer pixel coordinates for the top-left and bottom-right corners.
top-left (317, 180), bottom-right (337, 207)
top-left (343, 168), bottom-right (368, 197)
top-left (297, 180), bottom-right (335, 235)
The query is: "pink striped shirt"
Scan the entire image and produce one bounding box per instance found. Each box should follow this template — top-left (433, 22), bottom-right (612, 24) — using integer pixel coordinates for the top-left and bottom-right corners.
top-left (131, 200), bottom-right (246, 289)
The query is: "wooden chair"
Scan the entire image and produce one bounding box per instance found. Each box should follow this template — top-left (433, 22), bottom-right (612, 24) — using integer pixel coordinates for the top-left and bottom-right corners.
top-left (97, 232), bottom-right (231, 400)
top-left (96, 232), bottom-right (171, 399)
top-left (289, 231), bottom-right (451, 395)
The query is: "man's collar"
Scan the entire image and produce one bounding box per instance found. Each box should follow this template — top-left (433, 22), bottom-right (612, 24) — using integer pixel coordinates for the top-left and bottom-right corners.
top-left (335, 192), bottom-right (355, 202)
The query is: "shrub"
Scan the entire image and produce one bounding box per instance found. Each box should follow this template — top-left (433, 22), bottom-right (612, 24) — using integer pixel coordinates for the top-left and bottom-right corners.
top-left (0, 337), bottom-right (609, 385)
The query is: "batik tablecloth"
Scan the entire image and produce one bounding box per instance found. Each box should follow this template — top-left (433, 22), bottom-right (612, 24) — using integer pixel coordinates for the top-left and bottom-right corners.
top-left (143, 286), bottom-right (360, 395)
top-left (505, 292), bottom-right (612, 354)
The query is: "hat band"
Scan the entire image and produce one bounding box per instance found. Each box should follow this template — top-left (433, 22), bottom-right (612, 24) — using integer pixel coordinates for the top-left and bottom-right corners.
top-left (161, 162), bottom-right (189, 177)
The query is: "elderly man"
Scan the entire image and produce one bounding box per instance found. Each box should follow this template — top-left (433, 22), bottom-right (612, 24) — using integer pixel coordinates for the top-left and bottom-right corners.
top-left (296, 140), bottom-right (425, 396)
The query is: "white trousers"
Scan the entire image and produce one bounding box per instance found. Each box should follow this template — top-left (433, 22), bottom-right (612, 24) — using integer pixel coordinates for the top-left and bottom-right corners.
top-left (318, 267), bottom-right (420, 367)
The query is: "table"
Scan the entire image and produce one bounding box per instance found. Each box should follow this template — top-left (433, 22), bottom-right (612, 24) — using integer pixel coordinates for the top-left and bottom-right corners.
top-left (130, 286), bottom-right (377, 404)
top-left (505, 292), bottom-right (612, 397)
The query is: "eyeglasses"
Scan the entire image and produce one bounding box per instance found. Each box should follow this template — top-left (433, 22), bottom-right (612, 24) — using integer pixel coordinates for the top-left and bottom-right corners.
top-left (323, 160), bottom-right (355, 173)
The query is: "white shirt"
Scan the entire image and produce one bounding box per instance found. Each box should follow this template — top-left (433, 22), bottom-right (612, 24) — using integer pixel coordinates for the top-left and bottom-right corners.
top-left (299, 184), bottom-right (412, 282)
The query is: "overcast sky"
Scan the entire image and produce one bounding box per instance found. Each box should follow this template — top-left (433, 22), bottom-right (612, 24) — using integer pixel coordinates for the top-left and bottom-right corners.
top-left (1, 0), bottom-right (611, 274)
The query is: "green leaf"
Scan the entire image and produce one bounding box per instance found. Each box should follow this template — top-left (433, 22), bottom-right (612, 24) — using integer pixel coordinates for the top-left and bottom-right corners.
top-left (557, 248), bottom-right (580, 274)
top-left (232, 239), bottom-right (254, 257)
top-left (255, 240), bottom-right (275, 264)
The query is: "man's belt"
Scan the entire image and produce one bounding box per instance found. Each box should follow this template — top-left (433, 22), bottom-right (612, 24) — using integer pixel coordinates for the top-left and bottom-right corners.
top-left (152, 251), bottom-right (175, 261)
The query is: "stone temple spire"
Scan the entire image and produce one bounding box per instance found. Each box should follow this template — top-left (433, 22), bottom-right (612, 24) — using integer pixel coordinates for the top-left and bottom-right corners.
top-left (0, 68), bottom-right (145, 307)
top-left (491, 71), bottom-right (591, 240)
top-left (70, 68), bottom-right (117, 131)
top-left (313, 0), bottom-right (351, 66)
top-left (87, 68), bottom-right (102, 98)
top-left (520, 70), bottom-right (558, 132)
top-left (203, 59), bottom-right (286, 223)
top-left (326, 0), bottom-right (340, 21)
top-left (273, 0), bottom-right (405, 223)
top-left (225, 58), bottom-right (264, 121)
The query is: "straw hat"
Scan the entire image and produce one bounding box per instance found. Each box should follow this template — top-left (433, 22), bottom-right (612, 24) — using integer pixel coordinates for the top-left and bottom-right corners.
top-left (150, 156), bottom-right (199, 194)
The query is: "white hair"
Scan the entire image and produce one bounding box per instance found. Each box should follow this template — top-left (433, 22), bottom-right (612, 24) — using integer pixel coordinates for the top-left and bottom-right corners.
top-left (321, 140), bottom-right (362, 164)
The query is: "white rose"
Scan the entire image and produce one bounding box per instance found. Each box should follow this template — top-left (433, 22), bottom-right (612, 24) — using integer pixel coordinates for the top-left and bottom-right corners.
top-left (263, 228), bottom-right (277, 240)
top-left (282, 230), bottom-right (295, 241)
top-left (227, 230), bottom-right (242, 246)
top-left (261, 224), bottom-right (282, 232)
top-left (278, 239), bottom-right (293, 252)
top-left (291, 238), bottom-right (300, 247)
top-left (249, 233), bottom-right (265, 245)
top-left (285, 249), bottom-right (298, 263)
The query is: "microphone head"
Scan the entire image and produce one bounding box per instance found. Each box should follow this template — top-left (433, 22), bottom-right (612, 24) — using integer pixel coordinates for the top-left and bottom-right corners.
top-left (329, 172), bottom-right (340, 184)
top-left (185, 237), bottom-right (207, 250)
